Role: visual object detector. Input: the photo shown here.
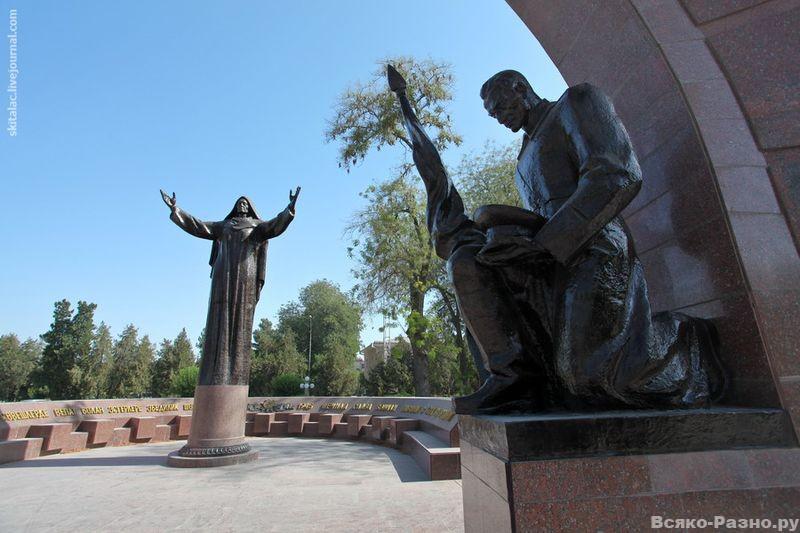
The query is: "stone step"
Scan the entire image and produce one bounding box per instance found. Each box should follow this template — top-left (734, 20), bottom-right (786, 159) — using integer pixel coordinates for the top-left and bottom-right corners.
top-left (26, 423), bottom-right (74, 454)
top-left (388, 418), bottom-right (420, 446)
top-left (0, 438), bottom-right (43, 464)
top-left (369, 416), bottom-right (396, 441)
top-left (62, 432), bottom-right (89, 453)
top-left (110, 427), bottom-right (132, 446)
top-left (78, 419), bottom-right (117, 446)
top-left (268, 421), bottom-right (288, 437)
top-left (347, 415), bottom-right (372, 438)
top-left (126, 416), bottom-right (157, 441)
top-left (401, 431), bottom-right (461, 481)
top-left (317, 413), bottom-right (343, 435)
top-left (253, 413), bottom-right (274, 435)
top-left (331, 422), bottom-right (349, 439)
top-left (169, 415), bottom-right (192, 439)
top-left (301, 422), bottom-right (319, 437)
top-left (287, 413), bottom-right (310, 435)
top-left (153, 424), bottom-right (172, 442)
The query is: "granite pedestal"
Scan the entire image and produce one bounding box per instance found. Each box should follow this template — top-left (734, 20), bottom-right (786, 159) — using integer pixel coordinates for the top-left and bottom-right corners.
top-left (459, 408), bottom-right (799, 532)
top-left (167, 385), bottom-right (258, 468)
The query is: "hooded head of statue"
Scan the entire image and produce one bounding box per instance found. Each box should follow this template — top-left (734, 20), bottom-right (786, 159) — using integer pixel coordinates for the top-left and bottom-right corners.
top-left (224, 196), bottom-right (260, 220)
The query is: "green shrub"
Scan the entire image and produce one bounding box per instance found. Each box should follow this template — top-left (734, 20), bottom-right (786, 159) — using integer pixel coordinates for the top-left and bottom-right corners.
top-left (270, 373), bottom-right (302, 396)
top-left (169, 366), bottom-right (199, 397)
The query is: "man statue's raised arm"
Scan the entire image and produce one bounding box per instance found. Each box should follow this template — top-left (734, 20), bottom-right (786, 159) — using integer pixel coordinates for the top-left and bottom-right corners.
top-left (387, 65), bottom-right (482, 260)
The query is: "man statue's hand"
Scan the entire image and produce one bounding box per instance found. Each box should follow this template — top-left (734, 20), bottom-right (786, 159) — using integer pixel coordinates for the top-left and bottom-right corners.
top-left (288, 186), bottom-right (301, 212)
top-left (476, 230), bottom-right (552, 268)
top-left (160, 189), bottom-right (177, 210)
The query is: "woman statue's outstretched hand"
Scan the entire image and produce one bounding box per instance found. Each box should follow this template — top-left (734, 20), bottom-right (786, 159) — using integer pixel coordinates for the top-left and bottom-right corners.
top-left (288, 186), bottom-right (301, 212)
top-left (160, 189), bottom-right (177, 210)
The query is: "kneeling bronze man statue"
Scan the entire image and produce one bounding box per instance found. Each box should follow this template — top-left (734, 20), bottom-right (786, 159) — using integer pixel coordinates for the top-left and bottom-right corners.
top-left (387, 65), bottom-right (724, 414)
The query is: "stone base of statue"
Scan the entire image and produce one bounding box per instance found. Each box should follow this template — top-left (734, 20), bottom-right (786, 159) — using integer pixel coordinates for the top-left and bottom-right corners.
top-left (458, 408), bottom-right (799, 532)
top-left (166, 384), bottom-right (259, 468)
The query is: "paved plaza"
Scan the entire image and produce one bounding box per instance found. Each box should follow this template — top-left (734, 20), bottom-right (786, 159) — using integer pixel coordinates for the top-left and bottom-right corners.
top-left (0, 437), bottom-right (464, 532)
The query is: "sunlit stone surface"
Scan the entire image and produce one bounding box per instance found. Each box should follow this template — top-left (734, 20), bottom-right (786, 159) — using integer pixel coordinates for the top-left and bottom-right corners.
top-left (0, 437), bottom-right (464, 532)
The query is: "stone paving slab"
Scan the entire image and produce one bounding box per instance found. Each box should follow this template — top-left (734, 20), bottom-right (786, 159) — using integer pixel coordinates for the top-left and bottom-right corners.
top-left (0, 437), bottom-right (464, 532)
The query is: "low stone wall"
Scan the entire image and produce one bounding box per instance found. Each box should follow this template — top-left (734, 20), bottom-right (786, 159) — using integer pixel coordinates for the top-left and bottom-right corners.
top-left (0, 396), bottom-right (460, 474)
top-left (247, 396), bottom-right (458, 431)
top-left (0, 396), bottom-right (456, 440)
top-left (248, 396), bottom-right (457, 442)
top-left (0, 398), bottom-right (195, 440)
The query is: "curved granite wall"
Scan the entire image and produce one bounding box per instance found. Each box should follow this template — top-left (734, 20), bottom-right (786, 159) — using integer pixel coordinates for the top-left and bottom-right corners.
top-left (506, 0), bottom-right (800, 436)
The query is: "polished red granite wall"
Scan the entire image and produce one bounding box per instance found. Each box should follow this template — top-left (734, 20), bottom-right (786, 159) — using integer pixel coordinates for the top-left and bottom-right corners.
top-left (462, 440), bottom-right (800, 532)
top-left (506, 0), bottom-right (800, 433)
top-left (679, 0), bottom-right (800, 444)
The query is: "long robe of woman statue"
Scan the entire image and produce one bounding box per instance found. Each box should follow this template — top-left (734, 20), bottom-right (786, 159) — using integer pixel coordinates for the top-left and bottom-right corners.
top-left (161, 188), bottom-right (298, 465)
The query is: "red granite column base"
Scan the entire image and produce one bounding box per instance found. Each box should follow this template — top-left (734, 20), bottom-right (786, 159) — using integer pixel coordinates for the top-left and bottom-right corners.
top-left (166, 448), bottom-right (259, 468)
top-left (166, 384), bottom-right (251, 468)
top-left (460, 441), bottom-right (800, 533)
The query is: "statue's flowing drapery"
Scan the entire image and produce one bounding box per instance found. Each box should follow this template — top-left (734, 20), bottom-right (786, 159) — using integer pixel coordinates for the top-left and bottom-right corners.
top-left (170, 199), bottom-right (294, 386)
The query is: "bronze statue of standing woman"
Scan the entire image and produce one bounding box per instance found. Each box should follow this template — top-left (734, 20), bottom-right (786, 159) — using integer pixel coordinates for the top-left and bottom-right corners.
top-left (161, 187), bottom-right (299, 466)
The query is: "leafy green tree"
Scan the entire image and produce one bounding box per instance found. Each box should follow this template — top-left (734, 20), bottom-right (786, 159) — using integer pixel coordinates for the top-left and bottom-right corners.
top-left (135, 336), bottom-right (155, 396)
top-left (277, 280), bottom-right (362, 396)
top-left (88, 323), bottom-right (113, 398)
top-left (35, 299), bottom-right (100, 399)
top-left (330, 58), bottom-right (463, 396)
top-left (454, 142), bottom-right (522, 213)
top-left (196, 327), bottom-right (205, 356)
top-left (68, 301), bottom-right (98, 397)
top-left (151, 329), bottom-right (196, 396)
top-left (347, 176), bottom-right (438, 395)
top-left (362, 342), bottom-right (414, 396)
top-left (34, 300), bottom-right (74, 399)
top-left (270, 373), bottom-right (302, 396)
top-left (249, 319), bottom-right (304, 396)
top-left (69, 307), bottom-right (115, 399)
top-left (107, 325), bottom-right (153, 398)
top-left (421, 314), bottom-right (463, 396)
top-left (151, 339), bottom-right (175, 397)
top-left (0, 334), bottom-right (41, 401)
top-left (170, 365), bottom-right (199, 397)
top-left (172, 329), bottom-right (196, 368)
top-left (326, 56), bottom-right (461, 172)
top-left (311, 342), bottom-right (358, 396)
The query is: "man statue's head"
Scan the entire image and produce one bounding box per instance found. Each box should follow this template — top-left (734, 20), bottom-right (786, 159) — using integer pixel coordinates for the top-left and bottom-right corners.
top-left (480, 70), bottom-right (541, 133)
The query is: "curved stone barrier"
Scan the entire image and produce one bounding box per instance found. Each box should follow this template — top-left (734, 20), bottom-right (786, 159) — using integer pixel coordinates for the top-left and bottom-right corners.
top-left (246, 397), bottom-right (460, 479)
top-left (0, 396), bottom-right (460, 479)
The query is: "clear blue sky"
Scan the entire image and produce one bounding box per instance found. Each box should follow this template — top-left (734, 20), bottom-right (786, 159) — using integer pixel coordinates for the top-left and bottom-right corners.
top-left (0, 1), bottom-right (565, 348)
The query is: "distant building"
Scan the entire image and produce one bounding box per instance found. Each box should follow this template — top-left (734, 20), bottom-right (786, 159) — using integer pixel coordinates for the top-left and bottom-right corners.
top-left (360, 339), bottom-right (400, 379)
top-left (354, 356), bottom-right (365, 373)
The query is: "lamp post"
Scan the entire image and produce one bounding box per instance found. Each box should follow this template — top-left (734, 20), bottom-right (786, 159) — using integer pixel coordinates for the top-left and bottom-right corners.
top-left (300, 375), bottom-right (315, 396)
top-left (299, 315), bottom-right (314, 396)
top-left (307, 314), bottom-right (312, 377)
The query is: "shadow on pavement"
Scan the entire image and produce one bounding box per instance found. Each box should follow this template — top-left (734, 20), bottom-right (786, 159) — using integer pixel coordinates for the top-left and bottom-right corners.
top-left (0, 438), bottom-right (437, 483)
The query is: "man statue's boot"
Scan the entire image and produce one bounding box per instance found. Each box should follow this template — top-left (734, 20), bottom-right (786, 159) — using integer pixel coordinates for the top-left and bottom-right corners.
top-left (453, 345), bottom-right (537, 414)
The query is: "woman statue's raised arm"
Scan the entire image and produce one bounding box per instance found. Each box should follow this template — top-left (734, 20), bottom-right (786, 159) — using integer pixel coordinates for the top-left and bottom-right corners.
top-left (160, 189), bottom-right (218, 240)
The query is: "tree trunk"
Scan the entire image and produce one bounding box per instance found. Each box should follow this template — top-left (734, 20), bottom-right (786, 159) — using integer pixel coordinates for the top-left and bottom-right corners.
top-left (407, 286), bottom-right (431, 396)
top-left (437, 287), bottom-right (472, 394)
